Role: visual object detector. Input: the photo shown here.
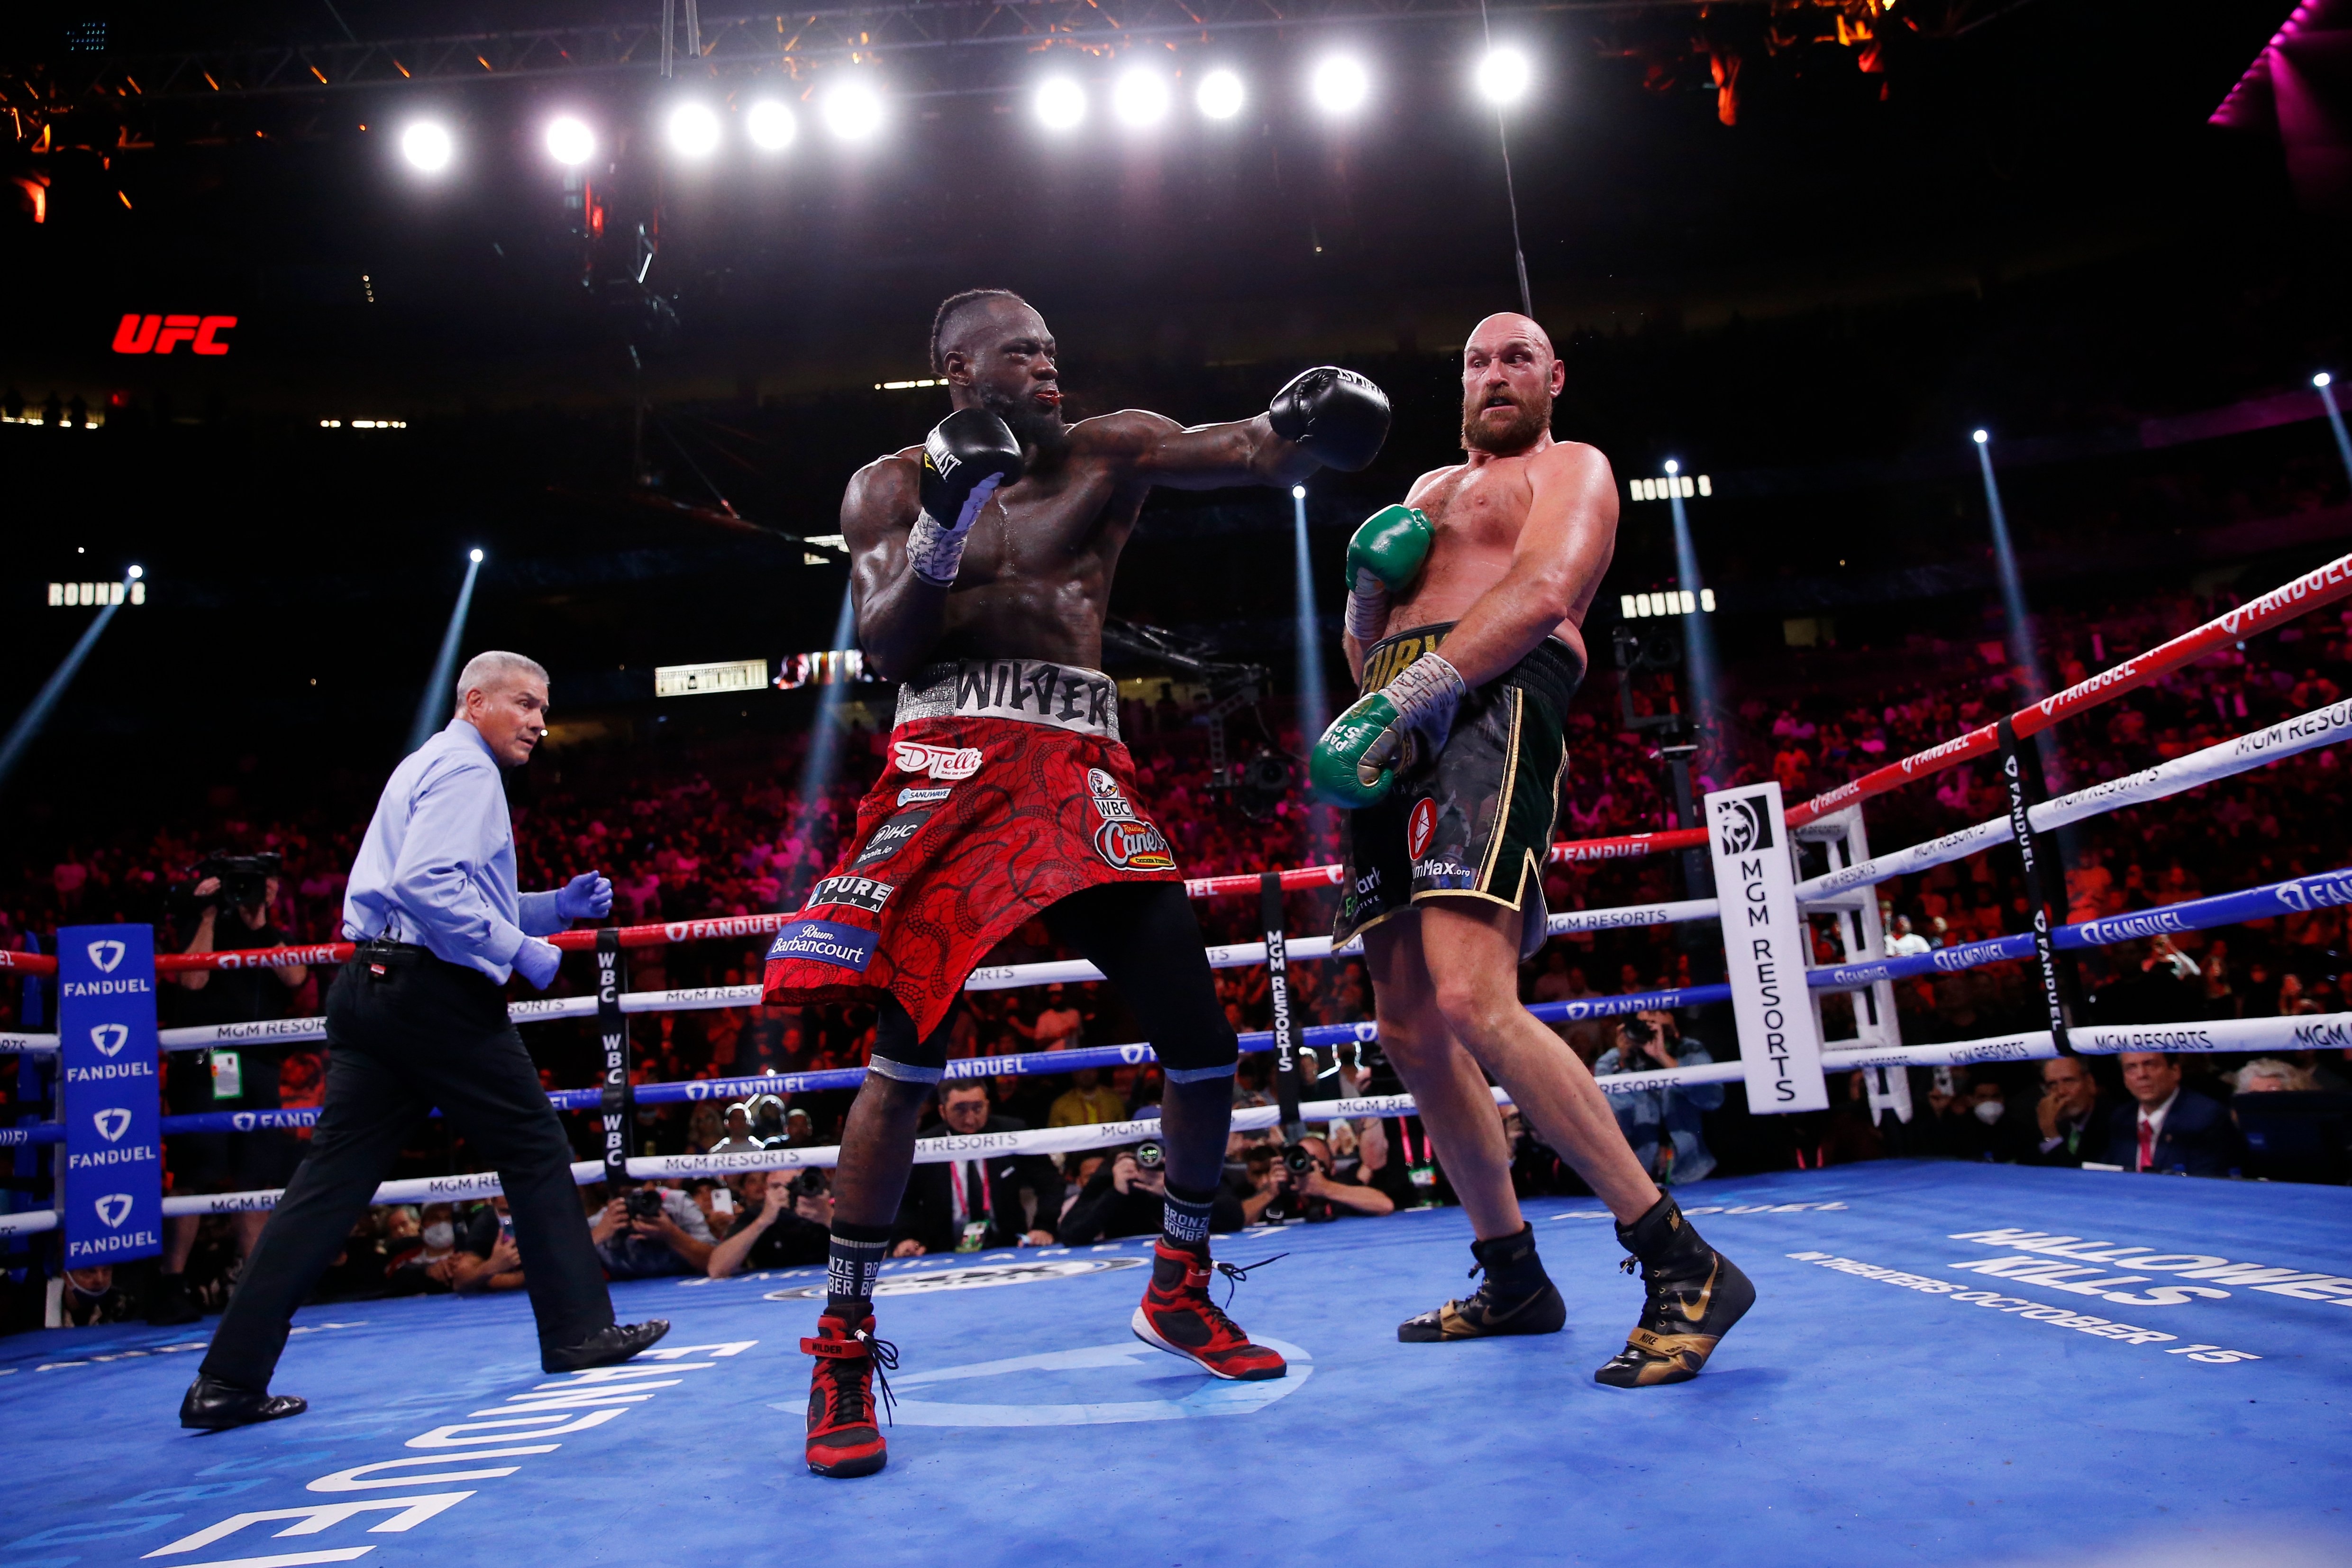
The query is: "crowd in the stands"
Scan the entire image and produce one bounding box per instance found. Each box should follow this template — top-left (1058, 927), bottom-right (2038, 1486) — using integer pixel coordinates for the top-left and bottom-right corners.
top-left (7, 588), bottom-right (2350, 1330)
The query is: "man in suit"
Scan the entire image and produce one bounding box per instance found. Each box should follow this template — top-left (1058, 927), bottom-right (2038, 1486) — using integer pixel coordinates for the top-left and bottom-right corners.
top-left (2107, 1050), bottom-right (2240, 1176)
top-left (890, 1080), bottom-right (1065, 1255)
top-left (2012, 1056), bottom-right (2116, 1167)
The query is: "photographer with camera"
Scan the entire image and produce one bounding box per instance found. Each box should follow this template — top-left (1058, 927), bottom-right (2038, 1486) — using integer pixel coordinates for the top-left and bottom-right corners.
top-left (151, 853), bottom-right (310, 1326)
top-left (1279, 1142), bottom-right (1383, 1222)
top-left (1060, 1138), bottom-right (1244, 1243)
top-left (1590, 1010), bottom-right (1723, 1187)
top-left (589, 1182), bottom-right (718, 1279)
top-left (707, 1168), bottom-right (835, 1278)
top-left (892, 1082), bottom-right (1062, 1255)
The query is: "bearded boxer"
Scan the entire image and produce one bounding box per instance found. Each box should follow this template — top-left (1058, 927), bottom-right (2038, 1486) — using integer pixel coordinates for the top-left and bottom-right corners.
top-left (765, 289), bottom-right (1388, 1477)
top-left (1310, 312), bottom-right (1753, 1387)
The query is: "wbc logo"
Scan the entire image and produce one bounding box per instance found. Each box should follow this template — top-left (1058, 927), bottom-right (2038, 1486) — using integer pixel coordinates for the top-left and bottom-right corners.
top-left (95, 1194), bottom-right (135, 1229)
top-left (93, 1108), bottom-right (131, 1143)
top-left (90, 1023), bottom-right (128, 1058)
top-left (86, 939), bottom-right (126, 974)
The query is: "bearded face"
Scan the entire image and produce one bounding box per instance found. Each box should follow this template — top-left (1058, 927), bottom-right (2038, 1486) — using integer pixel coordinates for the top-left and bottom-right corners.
top-left (978, 380), bottom-right (1071, 456)
top-left (1460, 376), bottom-right (1553, 455)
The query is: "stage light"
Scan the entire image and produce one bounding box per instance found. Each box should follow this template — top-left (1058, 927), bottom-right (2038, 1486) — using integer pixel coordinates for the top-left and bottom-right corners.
top-left (1035, 77), bottom-right (1087, 131)
top-left (1198, 69), bottom-right (1245, 119)
top-left (1475, 47), bottom-right (1532, 105)
top-left (1311, 56), bottom-right (1370, 114)
top-left (1664, 458), bottom-right (1679, 474)
top-left (2318, 373), bottom-right (2334, 389)
top-left (747, 99), bottom-right (797, 151)
top-left (1114, 68), bottom-right (1170, 127)
top-left (666, 102), bottom-right (721, 158)
top-left (469, 548), bottom-right (484, 564)
top-left (822, 80), bottom-right (885, 140)
top-left (1291, 484), bottom-right (1307, 500)
top-left (546, 116), bottom-right (595, 166)
top-left (1972, 428), bottom-right (1989, 444)
top-left (400, 122), bottom-right (454, 173)
top-left (128, 565), bottom-right (143, 580)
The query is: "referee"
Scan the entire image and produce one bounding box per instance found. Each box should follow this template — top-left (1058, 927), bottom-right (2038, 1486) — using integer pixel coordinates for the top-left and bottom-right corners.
top-left (182, 651), bottom-right (667, 1430)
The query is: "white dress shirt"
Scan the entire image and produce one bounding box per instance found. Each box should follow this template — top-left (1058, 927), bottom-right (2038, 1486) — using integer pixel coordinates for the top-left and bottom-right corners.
top-left (341, 718), bottom-right (565, 982)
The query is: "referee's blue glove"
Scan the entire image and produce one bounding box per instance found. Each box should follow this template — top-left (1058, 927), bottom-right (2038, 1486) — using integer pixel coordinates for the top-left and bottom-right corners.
top-left (514, 939), bottom-right (563, 990)
top-left (557, 871), bottom-right (613, 921)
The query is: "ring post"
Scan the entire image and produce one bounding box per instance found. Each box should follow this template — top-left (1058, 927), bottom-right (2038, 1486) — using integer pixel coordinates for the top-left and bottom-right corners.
top-left (1997, 715), bottom-right (2080, 1054)
top-left (57, 924), bottom-right (164, 1268)
top-left (1703, 784), bottom-right (1829, 1112)
top-left (594, 929), bottom-right (632, 1178)
top-left (1259, 872), bottom-right (1304, 1142)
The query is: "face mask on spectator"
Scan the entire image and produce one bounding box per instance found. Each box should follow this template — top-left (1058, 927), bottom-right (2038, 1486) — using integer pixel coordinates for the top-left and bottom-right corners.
top-left (1972, 1100), bottom-right (2005, 1126)
top-left (422, 1222), bottom-right (456, 1250)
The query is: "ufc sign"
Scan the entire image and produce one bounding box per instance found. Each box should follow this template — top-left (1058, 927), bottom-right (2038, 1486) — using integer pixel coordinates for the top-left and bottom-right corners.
top-left (112, 313), bottom-right (236, 356)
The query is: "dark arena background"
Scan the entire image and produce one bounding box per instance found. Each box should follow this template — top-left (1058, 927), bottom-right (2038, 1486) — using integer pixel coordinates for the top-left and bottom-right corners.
top-left (4, 0), bottom-right (2352, 1561)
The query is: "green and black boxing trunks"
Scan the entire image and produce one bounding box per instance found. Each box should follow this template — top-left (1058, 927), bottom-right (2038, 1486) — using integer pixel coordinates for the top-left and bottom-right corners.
top-left (1332, 623), bottom-right (1585, 956)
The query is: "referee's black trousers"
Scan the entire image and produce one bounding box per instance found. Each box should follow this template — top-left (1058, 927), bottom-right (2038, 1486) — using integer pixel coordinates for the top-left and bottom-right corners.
top-left (202, 953), bottom-right (614, 1389)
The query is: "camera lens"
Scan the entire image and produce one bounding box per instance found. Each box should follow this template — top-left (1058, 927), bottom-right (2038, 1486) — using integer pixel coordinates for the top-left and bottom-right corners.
top-left (1134, 1140), bottom-right (1164, 1170)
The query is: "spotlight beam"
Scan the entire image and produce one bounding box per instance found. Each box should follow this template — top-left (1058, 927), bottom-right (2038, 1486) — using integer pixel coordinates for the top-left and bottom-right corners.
top-left (1971, 431), bottom-right (2044, 701)
top-left (2317, 373), bottom-right (2352, 491)
top-left (1661, 466), bottom-right (1719, 732)
top-left (0, 573), bottom-right (137, 802)
top-left (409, 550), bottom-right (484, 756)
top-left (793, 585), bottom-right (861, 818)
top-left (1291, 486), bottom-right (1330, 745)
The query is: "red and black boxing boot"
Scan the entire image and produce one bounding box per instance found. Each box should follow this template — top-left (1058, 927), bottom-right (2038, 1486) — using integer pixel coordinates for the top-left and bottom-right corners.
top-left (1131, 1239), bottom-right (1288, 1381)
top-left (1594, 1194), bottom-right (1756, 1387)
top-left (1397, 1222), bottom-right (1568, 1342)
top-left (802, 1311), bottom-right (896, 1477)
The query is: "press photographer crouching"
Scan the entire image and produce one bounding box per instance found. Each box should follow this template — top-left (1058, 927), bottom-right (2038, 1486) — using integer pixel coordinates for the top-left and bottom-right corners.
top-left (1063, 1138), bottom-right (1248, 1242)
top-left (1243, 1133), bottom-right (1396, 1225)
top-left (590, 1183), bottom-right (718, 1278)
top-left (152, 853), bottom-right (310, 1327)
top-left (1592, 1010), bottom-right (1723, 1187)
top-left (707, 1168), bottom-right (834, 1277)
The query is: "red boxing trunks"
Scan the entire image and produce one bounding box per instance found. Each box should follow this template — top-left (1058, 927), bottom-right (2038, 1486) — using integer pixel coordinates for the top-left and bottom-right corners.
top-left (761, 658), bottom-right (1181, 1048)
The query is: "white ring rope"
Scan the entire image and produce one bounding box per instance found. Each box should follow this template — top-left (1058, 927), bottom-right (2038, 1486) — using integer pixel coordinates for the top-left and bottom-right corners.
top-left (1800, 696), bottom-right (2352, 904)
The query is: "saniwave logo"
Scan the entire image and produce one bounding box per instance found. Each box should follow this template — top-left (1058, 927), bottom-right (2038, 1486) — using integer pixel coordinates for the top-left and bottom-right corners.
top-left (86, 939), bottom-right (126, 974)
top-left (1712, 792), bottom-right (1775, 857)
top-left (764, 919), bottom-right (879, 973)
top-left (90, 1023), bottom-right (128, 1057)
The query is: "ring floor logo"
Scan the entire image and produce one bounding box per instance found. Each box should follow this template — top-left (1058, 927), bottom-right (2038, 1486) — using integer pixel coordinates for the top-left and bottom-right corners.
top-left (770, 1336), bottom-right (1313, 1428)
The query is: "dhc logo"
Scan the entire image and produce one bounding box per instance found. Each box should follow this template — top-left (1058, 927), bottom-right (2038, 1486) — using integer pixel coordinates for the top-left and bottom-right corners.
top-left (90, 1023), bottom-right (128, 1058)
top-left (86, 940), bottom-right (126, 974)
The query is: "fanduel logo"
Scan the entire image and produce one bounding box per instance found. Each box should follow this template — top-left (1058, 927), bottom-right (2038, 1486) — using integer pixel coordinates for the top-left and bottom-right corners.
top-left (95, 1193), bottom-right (135, 1228)
top-left (86, 939), bottom-right (125, 974)
top-left (90, 1023), bottom-right (128, 1057)
top-left (93, 1108), bottom-right (131, 1142)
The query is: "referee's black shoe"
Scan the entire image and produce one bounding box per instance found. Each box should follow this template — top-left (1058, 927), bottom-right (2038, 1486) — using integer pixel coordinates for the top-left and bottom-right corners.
top-left (181, 1374), bottom-right (308, 1430)
top-left (542, 1318), bottom-right (671, 1374)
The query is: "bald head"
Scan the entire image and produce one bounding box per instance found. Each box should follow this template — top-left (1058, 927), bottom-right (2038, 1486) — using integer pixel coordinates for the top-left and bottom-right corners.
top-left (1466, 313), bottom-right (1556, 364)
top-left (1460, 312), bottom-right (1562, 455)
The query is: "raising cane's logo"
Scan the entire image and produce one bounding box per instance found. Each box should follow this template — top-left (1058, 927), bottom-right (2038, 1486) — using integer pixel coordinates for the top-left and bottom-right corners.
top-left (1094, 820), bottom-right (1175, 872)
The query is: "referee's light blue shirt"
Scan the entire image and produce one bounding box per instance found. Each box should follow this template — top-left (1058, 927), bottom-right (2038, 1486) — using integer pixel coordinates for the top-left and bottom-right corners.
top-left (341, 717), bottom-right (565, 982)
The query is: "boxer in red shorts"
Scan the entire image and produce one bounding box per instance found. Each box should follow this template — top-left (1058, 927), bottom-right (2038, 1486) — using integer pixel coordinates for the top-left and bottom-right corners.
top-left (764, 289), bottom-right (1389, 1477)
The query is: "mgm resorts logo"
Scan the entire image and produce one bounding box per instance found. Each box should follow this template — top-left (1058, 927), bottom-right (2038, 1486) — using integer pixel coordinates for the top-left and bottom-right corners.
top-left (1712, 792), bottom-right (1776, 857)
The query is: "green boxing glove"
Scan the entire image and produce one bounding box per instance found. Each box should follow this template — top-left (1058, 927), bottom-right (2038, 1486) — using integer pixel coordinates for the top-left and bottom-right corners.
top-left (1343, 504), bottom-right (1433, 643)
top-left (1309, 651), bottom-right (1468, 808)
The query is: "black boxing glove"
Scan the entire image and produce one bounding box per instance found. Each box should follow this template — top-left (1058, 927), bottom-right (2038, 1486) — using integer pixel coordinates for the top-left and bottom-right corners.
top-left (1267, 366), bottom-right (1392, 473)
top-left (908, 408), bottom-right (1025, 586)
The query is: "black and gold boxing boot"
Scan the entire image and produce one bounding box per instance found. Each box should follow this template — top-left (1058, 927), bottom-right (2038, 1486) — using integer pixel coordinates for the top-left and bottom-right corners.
top-left (1593, 1194), bottom-right (1755, 1387)
top-left (1398, 1222), bottom-right (1567, 1342)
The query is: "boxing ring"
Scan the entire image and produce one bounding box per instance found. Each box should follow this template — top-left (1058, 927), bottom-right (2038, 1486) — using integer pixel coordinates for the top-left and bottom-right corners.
top-left (0, 553), bottom-right (2349, 1561)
